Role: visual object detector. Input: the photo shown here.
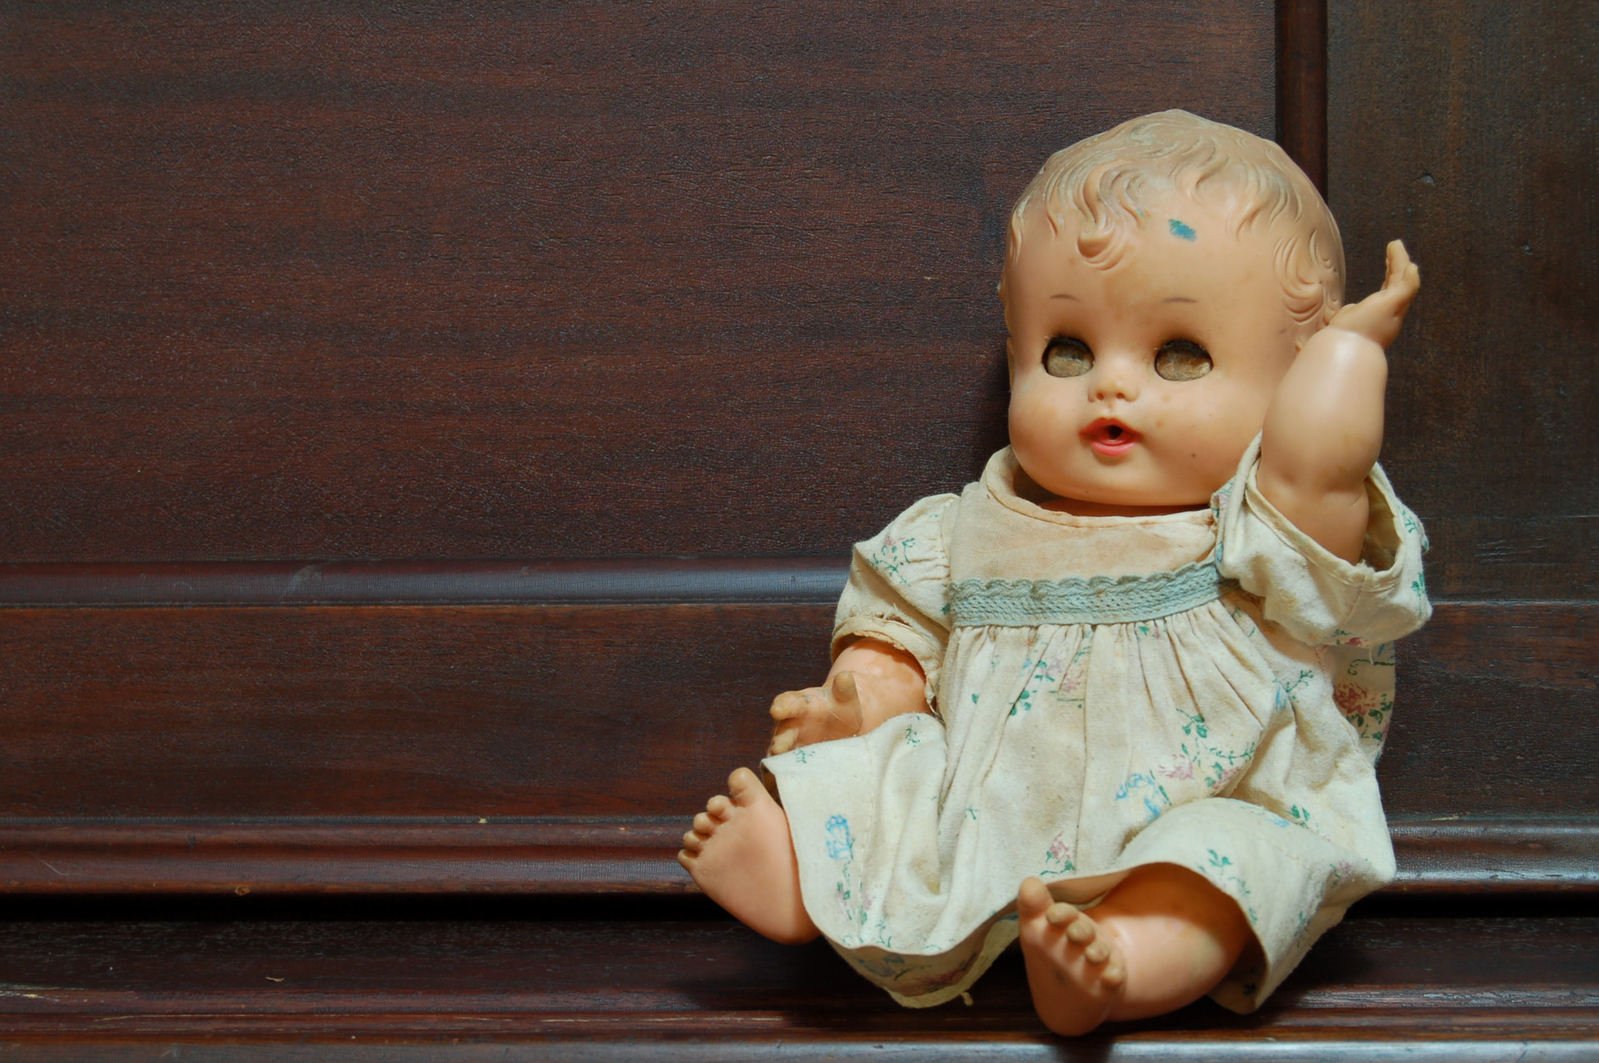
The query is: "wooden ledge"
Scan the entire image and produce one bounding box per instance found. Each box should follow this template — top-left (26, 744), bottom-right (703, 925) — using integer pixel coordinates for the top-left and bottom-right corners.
top-left (1, 816), bottom-right (1594, 895)
top-left (0, 907), bottom-right (1594, 1059)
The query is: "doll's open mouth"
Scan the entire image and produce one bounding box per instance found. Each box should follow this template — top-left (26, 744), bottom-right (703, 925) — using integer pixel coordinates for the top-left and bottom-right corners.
top-left (1084, 419), bottom-right (1139, 456)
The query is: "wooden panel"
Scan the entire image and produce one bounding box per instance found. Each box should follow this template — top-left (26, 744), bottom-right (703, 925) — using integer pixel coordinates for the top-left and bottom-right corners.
top-left (1328, 1), bottom-right (1598, 600)
top-left (0, 600), bottom-right (1592, 894)
top-left (1381, 602), bottom-right (1598, 817)
top-left (0, 911), bottom-right (1595, 1055)
top-left (0, 2), bottom-right (1275, 564)
top-left (0, 601), bottom-right (1589, 822)
top-left (0, 603), bottom-right (829, 819)
top-left (0, 602), bottom-right (1590, 823)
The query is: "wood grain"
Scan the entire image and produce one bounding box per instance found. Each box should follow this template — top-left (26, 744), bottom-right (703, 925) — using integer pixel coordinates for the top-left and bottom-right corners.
top-left (0, 816), bottom-right (1589, 897)
top-left (1328, 1), bottom-right (1599, 600)
top-left (0, 602), bottom-right (826, 819)
top-left (0, 600), bottom-right (1591, 894)
top-left (0, 602), bottom-right (1588, 823)
top-left (1275, 0), bottom-right (1327, 192)
top-left (0, 911), bottom-right (1592, 1054)
top-left (0, 1), bottom-right (1589, 1056)
top-left (0, 1), bottom-right (1274, 565)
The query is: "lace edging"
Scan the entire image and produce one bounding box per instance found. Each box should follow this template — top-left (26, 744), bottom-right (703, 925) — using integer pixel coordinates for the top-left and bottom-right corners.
top-left (951, 561), bottom-right (1232, 627)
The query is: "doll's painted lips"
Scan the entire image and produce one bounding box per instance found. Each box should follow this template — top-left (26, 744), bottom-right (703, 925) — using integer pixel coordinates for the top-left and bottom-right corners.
top-left (1084, 418), bottom-right (1139, 457)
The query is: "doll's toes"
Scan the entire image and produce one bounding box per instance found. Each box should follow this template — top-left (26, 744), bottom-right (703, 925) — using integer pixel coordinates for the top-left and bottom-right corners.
top-left (1017, 876), bottom-right (1054, 919)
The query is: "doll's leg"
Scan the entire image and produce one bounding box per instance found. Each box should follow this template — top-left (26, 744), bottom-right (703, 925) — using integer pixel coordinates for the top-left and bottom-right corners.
top-left (678, 767), bottom-right (820, 945)
top-left (1017, 865), bottom-right (1252, 1036)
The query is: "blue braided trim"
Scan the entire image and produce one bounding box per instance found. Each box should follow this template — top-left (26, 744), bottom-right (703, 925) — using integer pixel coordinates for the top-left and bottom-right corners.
top-left (951, 561), bottom-right (1234, 627)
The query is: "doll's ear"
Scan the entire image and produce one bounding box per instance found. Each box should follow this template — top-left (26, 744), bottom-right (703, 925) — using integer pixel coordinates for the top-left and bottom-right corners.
top-left (1295, 297), bottom-right (1341, 353)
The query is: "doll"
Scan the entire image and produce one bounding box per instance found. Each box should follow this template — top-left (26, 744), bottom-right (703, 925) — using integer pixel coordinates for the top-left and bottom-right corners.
top-left (679, 110), bottom-right (1429, 1036)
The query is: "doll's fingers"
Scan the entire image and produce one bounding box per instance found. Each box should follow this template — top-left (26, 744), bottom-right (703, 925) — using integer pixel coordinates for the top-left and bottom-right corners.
top-left (1383, 240), bottom-right (1420, 298)
top-left (768, 729), bottom-right (797, 755)
top-left (831, 670), bottom-right (859, 705)
top-left (1383, 239), bottom-right (1409, 278)
top-left (769, 690), bottom-right (808, 721)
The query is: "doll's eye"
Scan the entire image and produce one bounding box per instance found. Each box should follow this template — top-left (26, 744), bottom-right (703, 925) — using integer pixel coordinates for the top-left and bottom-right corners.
top-left (1043, 337), bottom-right (1093, 377)
top-left (1154, 339), bottom-right (1212, 381)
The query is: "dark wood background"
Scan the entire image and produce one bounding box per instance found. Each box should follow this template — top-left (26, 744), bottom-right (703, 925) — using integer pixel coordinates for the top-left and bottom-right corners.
top-left (0, 1), bottom-right (1592, 895)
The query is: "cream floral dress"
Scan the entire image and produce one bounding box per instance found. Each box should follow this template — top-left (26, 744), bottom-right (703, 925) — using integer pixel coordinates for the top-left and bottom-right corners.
top-left (763, 438), bottom-right (1430, 1012)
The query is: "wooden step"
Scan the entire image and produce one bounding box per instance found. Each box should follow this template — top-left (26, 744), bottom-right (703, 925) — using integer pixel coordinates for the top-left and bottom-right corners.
top-left (1, 900), bottom-right (1594, 1059)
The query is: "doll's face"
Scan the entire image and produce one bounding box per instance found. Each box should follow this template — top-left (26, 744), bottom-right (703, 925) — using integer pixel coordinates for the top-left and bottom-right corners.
top-left (1002, 192), bottom-right (1308, 515)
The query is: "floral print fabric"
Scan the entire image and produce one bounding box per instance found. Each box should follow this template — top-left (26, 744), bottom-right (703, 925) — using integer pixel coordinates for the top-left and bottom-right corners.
top-left (764, 437), bottom-right (1430, 1012)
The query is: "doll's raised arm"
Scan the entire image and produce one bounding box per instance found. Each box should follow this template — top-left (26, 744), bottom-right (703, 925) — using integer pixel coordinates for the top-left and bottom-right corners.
top-left (1258, 241), bottom-right (1420, 563)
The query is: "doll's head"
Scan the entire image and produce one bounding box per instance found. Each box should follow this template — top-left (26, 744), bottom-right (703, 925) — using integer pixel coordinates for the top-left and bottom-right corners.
top-left (1000, 110), bottom-right (1345, 515)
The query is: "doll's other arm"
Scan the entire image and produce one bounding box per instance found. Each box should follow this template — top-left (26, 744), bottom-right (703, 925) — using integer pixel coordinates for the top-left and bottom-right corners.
top-left (767, 638), bottom-right (929, 756)
top-left (1258, 241), bottom-right (1420, 563)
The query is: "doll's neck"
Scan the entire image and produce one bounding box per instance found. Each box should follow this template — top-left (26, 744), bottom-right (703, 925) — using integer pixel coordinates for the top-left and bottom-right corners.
top-left (1039, 496), bottom-right (1207, 518)
top-left (1009, 457), bottom-right (1209, 519)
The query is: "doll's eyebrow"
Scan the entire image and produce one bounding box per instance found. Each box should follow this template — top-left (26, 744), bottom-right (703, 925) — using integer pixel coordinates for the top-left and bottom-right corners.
top-left (1163, 296), bottom-right (1198, 304)
top-left (1049, 293), bottom-right (1079, 301)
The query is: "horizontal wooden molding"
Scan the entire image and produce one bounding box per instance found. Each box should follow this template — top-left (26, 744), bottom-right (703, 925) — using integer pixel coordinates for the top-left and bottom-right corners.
top-left (0, 560), bottom-right (849, 607)
top-left (0, 562), bottom-right (1580, 610)
top-left (0, 816), bottom-right (1590, 897)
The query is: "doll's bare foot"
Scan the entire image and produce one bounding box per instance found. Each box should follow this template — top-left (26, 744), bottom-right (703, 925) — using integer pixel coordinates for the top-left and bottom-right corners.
top-left (766, 670), bottom-right (867, 755)
top-left (1017, 876), bottom-right (1127, 1036)
top-left (1020, 866), bottom-right (1252, 1036)
top-left (677, 767), bottom-right (819, 945)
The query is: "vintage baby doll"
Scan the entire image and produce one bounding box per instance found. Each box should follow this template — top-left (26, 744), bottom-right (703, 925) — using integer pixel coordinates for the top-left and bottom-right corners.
top-left (679, 110), bottom-right (1428, 1035)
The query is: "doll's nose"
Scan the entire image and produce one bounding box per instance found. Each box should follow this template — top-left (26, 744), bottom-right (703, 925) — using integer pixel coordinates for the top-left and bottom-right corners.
top-left (1087, 356), bottom-right (1140, 402)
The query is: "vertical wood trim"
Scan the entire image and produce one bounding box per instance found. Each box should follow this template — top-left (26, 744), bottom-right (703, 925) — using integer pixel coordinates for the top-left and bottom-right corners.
top-left (1276, 0), bottom-right (1329, 194)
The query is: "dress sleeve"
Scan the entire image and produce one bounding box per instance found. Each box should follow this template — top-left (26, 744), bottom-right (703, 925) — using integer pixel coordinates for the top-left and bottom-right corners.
top-left (1214, 436), bottom-right (1432, 648)
top-left (831, 492), bottom-right (959, 708)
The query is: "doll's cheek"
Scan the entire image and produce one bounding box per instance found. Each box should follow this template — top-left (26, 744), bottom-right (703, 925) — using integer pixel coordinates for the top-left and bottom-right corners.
top-left (1008, 401), bottom-right (1068, 454)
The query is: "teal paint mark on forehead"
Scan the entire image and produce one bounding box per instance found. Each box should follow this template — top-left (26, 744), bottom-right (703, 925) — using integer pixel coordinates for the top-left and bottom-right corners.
top-left (1169, 219), bottom-right (1197, 241)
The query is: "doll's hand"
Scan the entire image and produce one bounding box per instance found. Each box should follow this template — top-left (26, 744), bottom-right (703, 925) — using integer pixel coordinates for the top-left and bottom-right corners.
top-left (766, 640), bottom-right (928, 757)
top-left (1325, 240), bottom-right (1420, 350)
top-left (766, 672), bottom-right (868, 756)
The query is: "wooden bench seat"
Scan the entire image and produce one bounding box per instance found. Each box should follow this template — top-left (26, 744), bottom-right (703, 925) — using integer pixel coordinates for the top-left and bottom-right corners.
top-left (3, 897), bottom-right (1595, 1059)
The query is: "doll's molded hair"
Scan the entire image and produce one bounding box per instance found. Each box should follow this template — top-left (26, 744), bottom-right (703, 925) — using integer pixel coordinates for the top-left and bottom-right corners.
top-left (1008, 110), bottom-right (1345, 327)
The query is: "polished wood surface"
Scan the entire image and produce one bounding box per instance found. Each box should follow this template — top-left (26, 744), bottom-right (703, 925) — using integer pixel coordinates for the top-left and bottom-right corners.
top-left (0, 0), bottom-right (1593, 1054)
top-left (0, 602), bottom-right (1588, 831)
top-left (1329, 1), bottom-right (1597, 601)
top-left (0, 902), bottom-right (1593, 1057)
top-left (1, 1), bottom-right (1273, 564)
